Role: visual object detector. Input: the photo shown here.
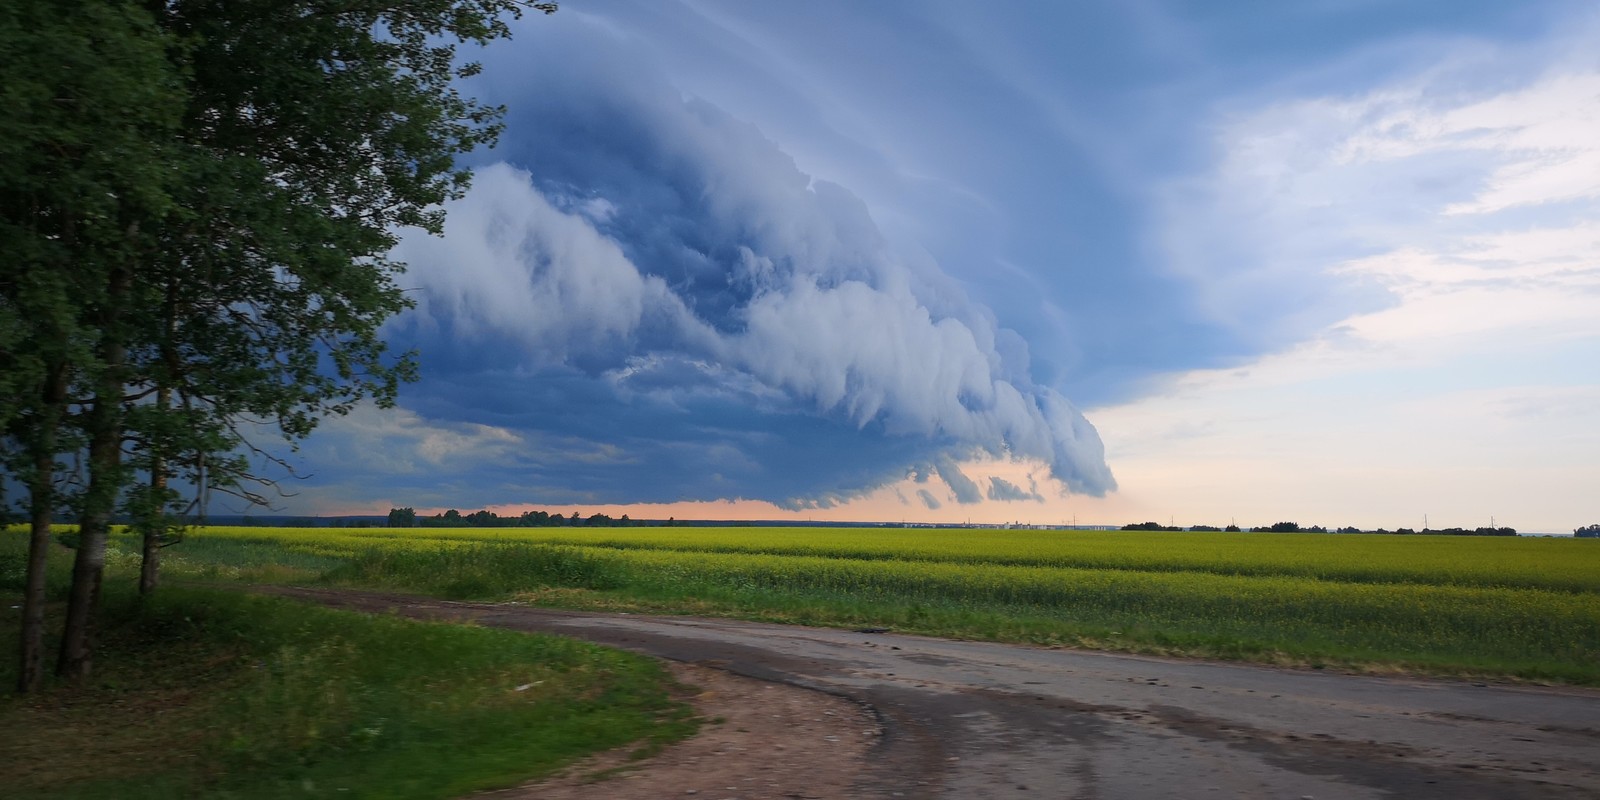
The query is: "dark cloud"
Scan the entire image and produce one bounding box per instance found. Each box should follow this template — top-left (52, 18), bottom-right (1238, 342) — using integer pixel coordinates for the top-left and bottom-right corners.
top-left (348, 16), bottom-right (1116, 510)
top-left (917, 489), bottom-right (943, 510)
top-left (987, 477), bottom-right (1044, 503)
top-left (933, 457), bottom-right (984, 505)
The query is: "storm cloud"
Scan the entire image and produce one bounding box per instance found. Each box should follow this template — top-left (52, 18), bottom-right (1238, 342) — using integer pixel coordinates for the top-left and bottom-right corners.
top-left (371, 16), bottom-right (1115, 509)
top-left (987, 477), bottom-right (1044, 503)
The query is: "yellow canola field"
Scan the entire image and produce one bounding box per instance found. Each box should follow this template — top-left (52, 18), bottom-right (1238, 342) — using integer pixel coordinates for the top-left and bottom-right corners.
top-left (173, 525), bottom-right (1600, 680)
top-left (200, 525), bottom-right (1600, 593)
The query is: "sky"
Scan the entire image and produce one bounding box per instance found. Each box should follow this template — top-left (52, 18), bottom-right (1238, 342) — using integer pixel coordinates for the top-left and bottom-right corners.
top-left (287, 0), bottom-right (1600, 532)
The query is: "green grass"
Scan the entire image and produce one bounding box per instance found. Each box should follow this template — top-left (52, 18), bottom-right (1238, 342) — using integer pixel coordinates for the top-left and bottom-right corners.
top-left (0, 536), bottom-right (696, 799)
top-left (131, 525), bottom-right (1600, 685)
top-left (325, 542), bottom-right (627, 599)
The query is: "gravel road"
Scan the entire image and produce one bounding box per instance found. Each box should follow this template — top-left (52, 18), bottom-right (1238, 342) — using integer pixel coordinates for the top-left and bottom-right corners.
top-left (255, 586), bottom-right (1600, 799)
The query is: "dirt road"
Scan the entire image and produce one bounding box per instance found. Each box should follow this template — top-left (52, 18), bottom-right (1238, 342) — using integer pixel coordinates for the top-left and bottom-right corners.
top-left (256, 586), bottom-right (1600, 799)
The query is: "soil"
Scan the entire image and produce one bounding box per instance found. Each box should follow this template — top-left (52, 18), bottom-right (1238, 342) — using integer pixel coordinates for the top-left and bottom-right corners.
top-left (477, 662), bottom-right (880, 800)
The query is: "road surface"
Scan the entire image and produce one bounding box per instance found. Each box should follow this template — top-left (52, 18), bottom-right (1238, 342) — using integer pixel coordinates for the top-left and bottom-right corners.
top-left (257, 586), bottom-right (1600, 799)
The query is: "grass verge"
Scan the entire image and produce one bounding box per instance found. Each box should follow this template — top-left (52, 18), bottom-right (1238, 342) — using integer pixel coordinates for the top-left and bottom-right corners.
top-left (0, 543), bottom-right (696, 799)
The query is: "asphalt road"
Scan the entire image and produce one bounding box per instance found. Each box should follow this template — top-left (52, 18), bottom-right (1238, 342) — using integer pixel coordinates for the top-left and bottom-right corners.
top-left (259, 587), bottom-right (1600, 799)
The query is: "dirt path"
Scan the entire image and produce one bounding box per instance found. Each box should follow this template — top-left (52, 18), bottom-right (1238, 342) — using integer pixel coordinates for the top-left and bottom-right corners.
top-left (251, 586), bottom-right (1600, 799)
top-left (480, 663), bottom-right (881, 800)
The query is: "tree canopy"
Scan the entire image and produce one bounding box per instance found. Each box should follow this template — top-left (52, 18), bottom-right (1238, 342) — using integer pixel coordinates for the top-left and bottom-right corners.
top-left (3, 0), bottom-right (550, 690)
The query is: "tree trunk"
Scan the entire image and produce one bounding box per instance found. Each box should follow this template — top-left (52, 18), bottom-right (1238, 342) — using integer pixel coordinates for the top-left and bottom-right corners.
top-left (138, 471), bottom-right (163, 595)
top-left (138, 383), bottom-right (171, 596)
top-left (57, 264), bottom-right (129, 682)
top-left (139, 278), bottom-right (178, 597)
top-left (17, 365), bottom-right (66, 694)
top-left (55, 396), bottom-right (119, 681)
top-left (138, 519), bottom-right (161, 595)
top-left (19, 480), bottom-right (54, 694)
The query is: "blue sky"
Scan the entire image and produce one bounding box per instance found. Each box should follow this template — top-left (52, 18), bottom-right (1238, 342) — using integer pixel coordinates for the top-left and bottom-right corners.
top-left (290, 0), bottom-right (1599, 531)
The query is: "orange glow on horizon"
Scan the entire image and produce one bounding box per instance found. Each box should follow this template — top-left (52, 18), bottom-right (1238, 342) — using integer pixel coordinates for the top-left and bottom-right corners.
top-left (330, 456), bottom-right (1153, 527)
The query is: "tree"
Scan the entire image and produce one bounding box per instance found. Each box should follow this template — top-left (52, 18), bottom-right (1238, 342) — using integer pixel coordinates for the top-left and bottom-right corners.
top-left (2, 0), bottom-right (187, 691)
top-left (465, 509), bottom-right (502, 527)
top-left (387, 507), bottom-right (417, 528)
top-left (6, 0), bottom-right (551, 685)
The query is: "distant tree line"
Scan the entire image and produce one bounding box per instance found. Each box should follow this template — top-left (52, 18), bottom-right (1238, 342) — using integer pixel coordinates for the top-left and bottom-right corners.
top-left (233, 517), bottom-right (322, 528)
top-left (1373, 526), bottom-right (1518, 536)
top-left (1121, 521), bottom-right (1242, 532)
top-left (1577, 524), bottom-right (1600, 539)
top-left (1121, 520), bottom-right (1517, 536)
top-left (386, 507), bottom-right (662, 528)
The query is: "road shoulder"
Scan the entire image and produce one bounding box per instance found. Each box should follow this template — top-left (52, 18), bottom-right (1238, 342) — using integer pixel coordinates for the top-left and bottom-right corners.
top-left (477, 662), bottom-right (881, 799)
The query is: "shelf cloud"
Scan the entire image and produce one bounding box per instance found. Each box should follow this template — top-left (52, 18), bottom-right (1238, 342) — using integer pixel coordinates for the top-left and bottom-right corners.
top-left (378, 22), bottom-right (1114, 508)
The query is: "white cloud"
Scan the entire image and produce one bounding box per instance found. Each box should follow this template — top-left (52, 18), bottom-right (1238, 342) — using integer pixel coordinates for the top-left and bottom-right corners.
top-left (1100, 50), bottom-right (1600, 531)
top-left (390, 164), bottom-right (712, 364)
top-left (308, 404), bottom-right (525, 476)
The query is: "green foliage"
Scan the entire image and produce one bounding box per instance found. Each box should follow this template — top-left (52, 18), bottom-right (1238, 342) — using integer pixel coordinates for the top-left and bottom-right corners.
top-left (0, 531), bottom-right (72, 594)
top-left (0, 584), bottom-right (693, 799)
top-left (0, 0), bottom-right (184, 507)
top-left (110, 0), bottom-right (541, 499)
top-left (5, 0), bottom-right (554, 678)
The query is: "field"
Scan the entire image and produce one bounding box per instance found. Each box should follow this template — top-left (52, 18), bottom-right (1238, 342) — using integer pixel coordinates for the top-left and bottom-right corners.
top-left (145, 525), bottom-right (1600, 684)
